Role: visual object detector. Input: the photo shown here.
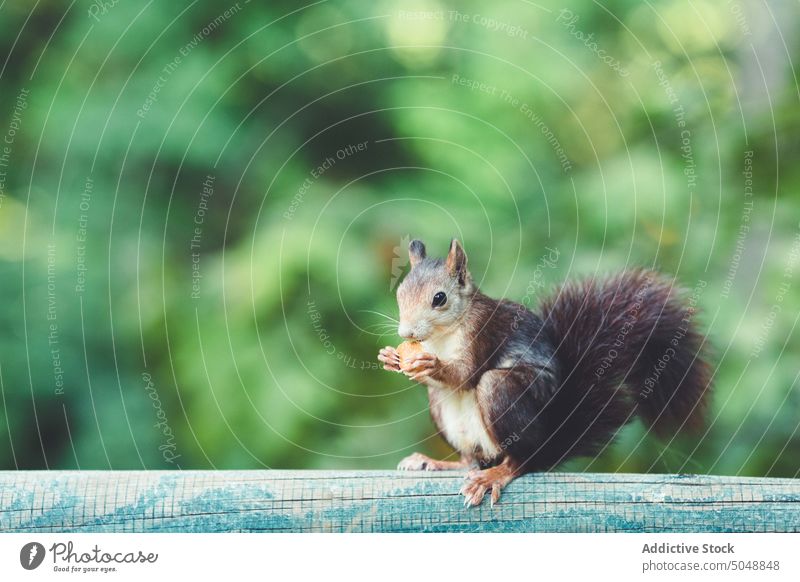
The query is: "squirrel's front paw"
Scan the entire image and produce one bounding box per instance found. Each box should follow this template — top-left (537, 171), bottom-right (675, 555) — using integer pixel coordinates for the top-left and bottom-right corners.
top-left (378, 346), bottom-right (401, 372)
top-left (402, 352), bottom-right (439, 381)
top-left (397, 452), bottom-right (440, 471)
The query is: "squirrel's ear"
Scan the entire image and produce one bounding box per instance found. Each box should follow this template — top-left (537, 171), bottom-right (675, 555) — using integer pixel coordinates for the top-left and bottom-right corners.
top-left (446, 238), bottom-right (468, 285)
top-left (408, 239), bottom-right (426, 268)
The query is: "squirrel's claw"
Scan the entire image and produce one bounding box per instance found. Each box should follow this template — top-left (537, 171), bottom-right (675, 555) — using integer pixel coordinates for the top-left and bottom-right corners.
top-left (397, 452), bottom-right (436, 471)
top-left (404, 352), bottom-right (439, 382)
top-left (460, 478), bottom-right (488, 507)
top-left (378, 346), bottom-right (401, 372)
top-left (402, 352), bottom-right (438, 376)
top-left (460, 464), bottom-right (516, 508)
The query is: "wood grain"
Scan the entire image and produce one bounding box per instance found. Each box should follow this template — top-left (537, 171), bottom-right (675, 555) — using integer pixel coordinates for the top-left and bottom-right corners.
top-left (1, 471), bottom-right (798, 533)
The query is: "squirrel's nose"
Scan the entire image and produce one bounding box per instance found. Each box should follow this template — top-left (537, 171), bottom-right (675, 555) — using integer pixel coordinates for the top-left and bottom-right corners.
top-left (398, 325), bottom-right (416, 340)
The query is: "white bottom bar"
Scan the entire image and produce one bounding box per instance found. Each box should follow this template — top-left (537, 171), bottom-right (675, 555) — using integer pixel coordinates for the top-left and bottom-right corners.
top-left (1, 533), bottom-right (798, 580)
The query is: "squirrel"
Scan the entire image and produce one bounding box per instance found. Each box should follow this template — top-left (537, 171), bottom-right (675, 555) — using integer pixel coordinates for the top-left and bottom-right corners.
top-left (378, 239), bottom-right (712, 507)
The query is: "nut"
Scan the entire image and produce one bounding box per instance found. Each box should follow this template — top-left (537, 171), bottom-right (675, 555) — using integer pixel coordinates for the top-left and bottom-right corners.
top-left (396, 341), bottom-right (424, 369)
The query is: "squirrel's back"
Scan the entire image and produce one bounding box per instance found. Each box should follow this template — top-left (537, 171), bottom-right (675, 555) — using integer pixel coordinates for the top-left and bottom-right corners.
top-left (462, 292), bottom-right (555, 373)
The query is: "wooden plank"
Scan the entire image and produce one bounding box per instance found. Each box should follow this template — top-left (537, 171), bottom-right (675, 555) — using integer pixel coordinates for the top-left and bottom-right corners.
top-left (0, 471), bottom-right (798, 533)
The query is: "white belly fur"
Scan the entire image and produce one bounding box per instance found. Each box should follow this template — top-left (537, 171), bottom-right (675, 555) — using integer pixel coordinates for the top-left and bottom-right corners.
top-left (422, 331), bottom-right (499, 459)
top-left (429, 384), bottom-right (500, 459)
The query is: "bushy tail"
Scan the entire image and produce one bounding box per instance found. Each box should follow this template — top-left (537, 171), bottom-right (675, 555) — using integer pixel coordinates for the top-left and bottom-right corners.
top-left (538, 270), bottom-right (711, 459)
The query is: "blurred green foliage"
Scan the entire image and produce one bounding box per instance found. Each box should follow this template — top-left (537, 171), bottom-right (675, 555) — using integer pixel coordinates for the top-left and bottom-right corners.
top-left (0, 0), bottom-right (798, 475)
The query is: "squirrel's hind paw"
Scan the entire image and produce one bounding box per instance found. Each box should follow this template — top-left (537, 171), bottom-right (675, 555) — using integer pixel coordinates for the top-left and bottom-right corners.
top-left (460, 463), bottom-right (518, 507)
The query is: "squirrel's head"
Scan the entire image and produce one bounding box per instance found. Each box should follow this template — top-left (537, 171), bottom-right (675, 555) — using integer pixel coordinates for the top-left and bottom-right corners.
top-left (396, 238), bottom-right (474, 341)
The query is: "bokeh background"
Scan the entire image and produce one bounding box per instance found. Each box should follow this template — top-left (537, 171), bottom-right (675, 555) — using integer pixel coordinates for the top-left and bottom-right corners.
top-left (1, 0), bottom-right (798, 475)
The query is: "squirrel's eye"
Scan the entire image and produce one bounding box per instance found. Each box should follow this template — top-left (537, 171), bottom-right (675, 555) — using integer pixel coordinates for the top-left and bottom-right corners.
top-left (432, 291), bottom-right (447, 307)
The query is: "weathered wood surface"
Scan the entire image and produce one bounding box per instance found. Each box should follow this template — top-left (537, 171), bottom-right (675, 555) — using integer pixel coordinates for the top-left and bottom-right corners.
top-left (0, 471), bottom-right (798, 533)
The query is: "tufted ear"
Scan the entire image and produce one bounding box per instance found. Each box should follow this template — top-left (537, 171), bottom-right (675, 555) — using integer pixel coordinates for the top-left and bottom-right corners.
top-left (445, 238), bottom-right (468, 285)
top-left (408, 239), bottom-right (426, 268)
